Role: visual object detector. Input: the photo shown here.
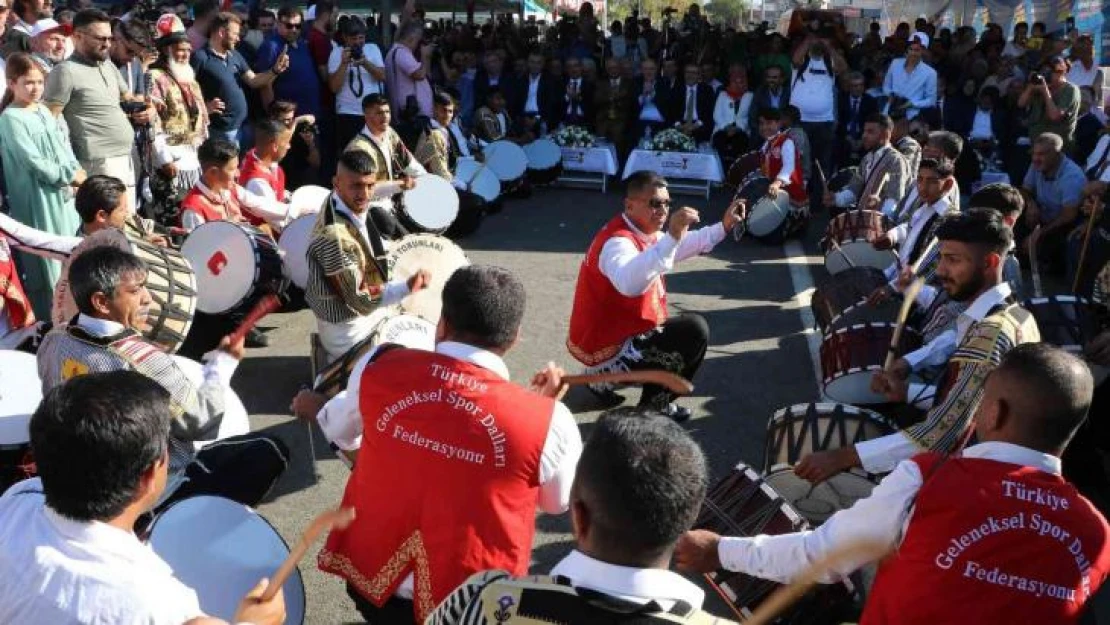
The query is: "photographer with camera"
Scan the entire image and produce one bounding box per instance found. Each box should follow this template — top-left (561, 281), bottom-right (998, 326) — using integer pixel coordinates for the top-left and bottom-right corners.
top-left (328, 16), bottom-right (384, 154)
top-left (385, 20), bottom-right (434, 119)
top-left (1018, 55), bottom-right (1081, 150)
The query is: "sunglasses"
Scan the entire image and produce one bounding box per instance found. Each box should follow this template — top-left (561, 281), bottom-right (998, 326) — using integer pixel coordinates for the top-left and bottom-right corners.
top-left (79, 32), bottom-right (114, 44)
top-left (281, 21), bottom-right (302, 29)
top-left (646, 198), bottom-right (672, 210)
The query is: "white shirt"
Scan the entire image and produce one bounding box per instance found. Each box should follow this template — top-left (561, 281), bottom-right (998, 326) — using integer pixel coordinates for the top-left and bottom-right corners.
top-left (884, 197), bottom-right (954, 281)
top-left (0, 479), bottom-right (204, 625)
top-left (241, 160), bottom-right (298, 229)
top-left (549, 550), bottom-right (705, 612)
top-left (565, 78), bottom-right (584, 116)
top-left (1067, 61), bottom-right (1101, 91)
top-left (718, 441), bottom-right (1061, 584)
top-left (328, 43), bottom-right (385, 116)
top-left (314, 340), bottom-right (583, 600)
top-left (882, 58), bottom-right (938, 118)
top-left (599, 215), bottom-right (727, 297)
top-left (637, 81), bottom-right (664, 122)
top-left (712, 90), bottom-right (753, 135)
top-left (524, 73), bottom-right (542, 114)
top-left (969, 108), bottom-right (994, 140)
top-left (1085, 134), bottom-right (1110, 175)
top-left (855, 282), bottom-right (1013, 472)
top-left (447, 120), bottom-right (472, 157)
top-left (361, 127), bottom-right (428, 206)
top-left (0, 212), bottom-right (81, 342)
top-left (790, 58), bottom-right (836, 122)
top-left (680, 85), bottom-right (702, 126)
top-left (180, 181), bottom-right (291, 231)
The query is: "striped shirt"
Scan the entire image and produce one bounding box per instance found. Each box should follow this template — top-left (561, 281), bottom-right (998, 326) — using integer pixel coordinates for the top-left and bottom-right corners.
top-left (304, 195), bottom-right (392, 324)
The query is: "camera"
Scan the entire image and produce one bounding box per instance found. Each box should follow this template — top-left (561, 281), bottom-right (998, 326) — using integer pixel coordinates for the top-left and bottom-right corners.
top-left (1030, 72), bottom-right (1044, 83)
top-left (295, 119), bottom-right (317, 135)
top-left (121, 101), bottom-right (147, 115)
top-left (350, 45), bottom-right (364, 61)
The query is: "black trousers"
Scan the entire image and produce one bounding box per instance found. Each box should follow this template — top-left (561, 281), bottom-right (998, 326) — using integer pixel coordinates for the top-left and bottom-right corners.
top-left (629, 313), bottom-right (710, 408)
top-left (157, 433), bottom-right (290, 512)
top-left (347, 584), bottom-right (416, 624)
top-left (801, 121), bottom-right (836, 181)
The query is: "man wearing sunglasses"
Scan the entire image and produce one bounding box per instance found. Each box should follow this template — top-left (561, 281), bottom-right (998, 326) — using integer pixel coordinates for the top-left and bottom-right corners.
top-left (253, 5), bottom-right (320, 125)
top-left (567, 171), bottom-right (742, 422)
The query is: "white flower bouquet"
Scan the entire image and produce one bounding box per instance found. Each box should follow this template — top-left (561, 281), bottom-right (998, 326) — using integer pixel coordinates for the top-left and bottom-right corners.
top-left (552, 125), bottom-right (595, 148)
top-left (652, 129), bottom-right (696, 153)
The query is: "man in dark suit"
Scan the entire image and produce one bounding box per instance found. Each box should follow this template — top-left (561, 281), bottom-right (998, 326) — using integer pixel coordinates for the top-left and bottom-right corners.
top-left (629, 58), bottom-right (670, 144)
top-left (670, 63), bottom-right (714, 142)
top-left (473, 50), bottom-right (518, 118)
top-left (557, 56), bottom-right (595, 130)
top-left (747, 65), bottom-right (790, 136)
top-left (595, 57), bottom-right (635, 154)
top-left (836, 71), bottom-right (879, 168)
top-left (511, 51), bottom-right (559, 138)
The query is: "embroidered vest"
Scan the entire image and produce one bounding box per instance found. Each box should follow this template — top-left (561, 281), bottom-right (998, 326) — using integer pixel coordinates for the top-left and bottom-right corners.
top-left (761, 131), bottom-right (807, 203)
top-left (0, 237), bottom-right (33, 330)
top-left (238, 149), bottom-right (288, 203)
top-left (180, 186), bottom-right (244, 226)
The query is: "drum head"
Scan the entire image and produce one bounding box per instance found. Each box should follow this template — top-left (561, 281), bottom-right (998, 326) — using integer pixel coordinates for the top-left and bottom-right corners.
top-left (402, 176), bottom-right (460, 232)
top-left (289, 185), bottom-right (331, 216)
top-left (824, 241), bottom-right (897, 275)
top-left (764, 402), bottom-right (895, 471)
top-left (523, 139), bottom-right (563, 169)
top-left (748, 193), bottom-right (790, 238)
top-left (484, 141), bottom-right (528, 181)
top-left (171, 355), bottom-right (250, 451)
top-left (278, 215), bottom-right (317, 289)
top-left (764, 463), bottom-right (878, 524)
top-left (372, 313), bottom-right (437, 351)
top-left (387, 235), bottom-right (470, 323)
top-left (455, 160), bottom-right (501, 203)
top-left (0, 352), bottom-right (40, 446)
top-left (181, 222), bottom-right (260, 314)
top-left (149, 496), bottom-right (306, 624)
top-left (827, 167), bottom-right (858, 192)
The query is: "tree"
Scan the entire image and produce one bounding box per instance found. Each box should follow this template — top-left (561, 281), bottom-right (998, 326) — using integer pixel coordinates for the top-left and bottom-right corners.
top-left (703, 0), bottom-right (748, 28)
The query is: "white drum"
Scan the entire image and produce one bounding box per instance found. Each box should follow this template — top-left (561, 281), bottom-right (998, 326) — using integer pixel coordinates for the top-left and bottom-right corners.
top-left (278, 214), bottom-right (316, 289)
top-left (386, 234), bottom-right (470, 323)
top-left (764, 463), bottom-right (880, 525)
top-left (289, 185), bottom-right (330, 216)
top-left (0, 351), bottom-right (41, 489)
top-left (483, 140), bottom-right (528, 183)
top-left (372, 313), bottom-right (436, 351)
top-left (148, 496), bottom-right (306, 624)
top-left (181, 222), bottom-right (284, 314)
top-left (399, 175), bottom-right (460, 234)
top-left (523, 138), bottom-right (563, 185)
top-left (171, 355), bottom-right (250, 451)
top-left (748, 192), bottom-right (792, 239)
top-left (455, 159), bottom-right (501, 203)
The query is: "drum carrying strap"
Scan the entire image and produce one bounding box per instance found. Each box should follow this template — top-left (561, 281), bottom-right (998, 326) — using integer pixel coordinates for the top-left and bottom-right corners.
top-left (859, 148), bottom-right (896, 202)
top-left (329, 196), bottom-right (389, 282)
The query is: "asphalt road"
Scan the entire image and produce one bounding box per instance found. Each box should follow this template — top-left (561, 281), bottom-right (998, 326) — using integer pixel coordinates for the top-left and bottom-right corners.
top-left (237, 182), bottom-right (831, 624)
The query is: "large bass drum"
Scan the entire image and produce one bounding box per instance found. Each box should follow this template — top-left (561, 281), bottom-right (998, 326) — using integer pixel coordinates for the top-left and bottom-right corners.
top-left (386, 234), bottom-right (470, 324)
top-left (523, 138), bottom-right (564, 185)
top-left (820, 323), bottom-right (921, 406)
top-left (484, 141), bottom-right (528, 195)
top-left (821, 210), bottom-right (896, 275)
top-left (810, 267), bottom-right (890, 335)
top-left (181, 221), bottom-right (285, 315)
top-left (53, 228), bottom-right (197, 353)
top-left (399, 175), bottom-right (460, 234)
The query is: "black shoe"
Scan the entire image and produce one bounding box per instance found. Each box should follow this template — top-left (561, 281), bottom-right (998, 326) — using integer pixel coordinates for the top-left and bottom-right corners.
top-left (660, 403), bottom-right (692, 423)
top-left (585, 383), bottom-right (625, 405)
top-left (246, 327), bottom-right (269, 348)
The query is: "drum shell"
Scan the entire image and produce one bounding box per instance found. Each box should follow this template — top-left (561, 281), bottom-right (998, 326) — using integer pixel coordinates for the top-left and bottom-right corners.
top-left (312, 308), bottom-right (436, 397)
top-left (398, 176), bottom-right (461, 235)
top-left (810, 267), bottom-right (888, 334)
top-left (726, 151), bottom-right (761, 189)
top-left (182, 222), bottom-right (285, 315)
top-left (763, 402), bottom-right (896, 472)
top-left (820, 323), bottom-right (922, 405)
top-left (1024, 296), bottom-right (1110, 385)
top-left (821, 210), bottom-right (896, 275)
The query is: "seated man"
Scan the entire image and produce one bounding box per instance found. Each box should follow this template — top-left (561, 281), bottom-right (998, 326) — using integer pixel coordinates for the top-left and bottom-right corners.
top-left (798, 210), bottom-right (1039, 481)
top-left (630, 58), bottom-right (669, 143)
top-left (345, 93), bottom-right (426, 240)
top-left (238, 118), bottom-right (296, 221)
top-left (414, 92), bottom-right (483, 237)
top-left (304, 150), bottom-right (429, 364)
top-left (753, 106), bottom-right (808, 237)
top-left (671, 63), bottom-right (714, 143)
top-left (0, 212), bottom-right (80, 350)
top-left (0, 371), bottom-right (285, 625)
top-left (892, 130), bottom-right (964, 223)
top-left (180, 138), bottom-right (295, 233)
top-left (427, 409), bottom-right (725, 624)
top-left (676, 344), bottom-right (1110, 624)
top-left (302, 266), bottom-right (582, 624)
top-left (1021, 132), bottom-right (1086, 275)
top-left (473, 85), bottom-right (518, 145)
top-left (826, 113), bottom-right (910, 216)
top-left (36, 246), bottom-right (288, 509)
top-left (567, 171), bottom-right (741, 422)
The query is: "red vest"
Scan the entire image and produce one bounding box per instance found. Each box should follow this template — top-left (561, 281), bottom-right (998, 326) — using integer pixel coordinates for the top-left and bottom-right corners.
top-left (180, 186), bottom-right (244, 226)
top-left (0, 237), bottom-right (34, 330)
top-left (567, 215), bottom-right (668, 366)
top-left (761, 131), bottom-right (807, 203)
top-left (318, 348), bottom-right (553, 621)
top-left (863, 453), bottom-right (1110, 625)
top-left (238, 149), bottom-right (287, 226)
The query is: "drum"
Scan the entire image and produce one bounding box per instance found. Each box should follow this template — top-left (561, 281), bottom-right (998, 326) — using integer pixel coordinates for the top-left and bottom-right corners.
top-left (53, 228), bottom-right (197, 353)
top-left (694, 462), bottom-right (856, 622)
top-left (289, 185), bottom-right (330, 216)
top-left (399, 175), bottom-right (460, 234)
top-left (181, 222), bottom-right (285, 315)
top-left (171, 355), bottom-right (250, 451)
top-left (483, 140), bottom-right (528, 193)
top-left (821, 323), bottom-right (922, 405)
top-left (821, 210), bottom-right (896, 275)
top-left (826, 167), bottom-right (858, 194)
top-left (277, 214), bottom-right (316, 289)
top-left (737, 175), bottom-right (792, 241)
top-left (826, 298), bottom-right (902, 336)
top-left (148, 496), bottom-right (306, 624)
top-left (0, 351), bottom-right (41, 493)
top-left (455, 159), bottom-right (501, 204)
top-left (312, 307), bottom-right (437, 398)
top-left (386, 234), bottom-right (470, 323)
top-left (763, 402), bottom-right (897, 524)
top-left (810, 267), bottom-right (889, 335)
top-left (1024, 296), bottom-right (1110, 385)
top-left (523, 138), bottom-right (564, 185)
top-left (725, 151), bottom-right (761, 189)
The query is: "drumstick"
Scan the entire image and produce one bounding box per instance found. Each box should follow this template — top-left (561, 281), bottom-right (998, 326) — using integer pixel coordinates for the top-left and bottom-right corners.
top-left (1029, 225), bottom-right (1044, 298)
top-left (563, 370), bottom-right (693, 395)
top-left (227, 293), bottom-right (282, 346)
top-left (874, 172), bottom-right (890, 199)
top-left (1072, 201), bottom-right (1101, 294)
top-left (909, 236), bottom-right (940, 276)
top-left (741, 540), bottom-right (890, 625)
top-left (259, 507), bottom-right (357, 603)
top-left (884, 277), bottom-right (925, 371)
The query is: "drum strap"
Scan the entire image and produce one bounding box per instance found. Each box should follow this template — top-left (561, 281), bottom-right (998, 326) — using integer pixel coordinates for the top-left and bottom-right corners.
top-left (329, 196), bottom-right (389, 281)
top-left (861, 148), bottom-right (895, 200)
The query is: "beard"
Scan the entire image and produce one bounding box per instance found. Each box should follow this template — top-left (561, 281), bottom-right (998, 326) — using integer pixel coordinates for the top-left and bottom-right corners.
top-left (168, 61), bottom-right (195, 83)
top-left (943, 271), bottom-right (987, 303)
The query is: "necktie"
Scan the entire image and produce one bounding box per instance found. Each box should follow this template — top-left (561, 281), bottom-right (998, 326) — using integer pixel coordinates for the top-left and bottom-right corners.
top-left (685, 87), bottom-right (695, 122)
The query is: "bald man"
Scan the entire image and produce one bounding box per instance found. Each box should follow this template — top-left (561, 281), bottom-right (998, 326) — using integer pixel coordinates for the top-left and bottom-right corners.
top-left (676, 344), bottom-right (1110, 624)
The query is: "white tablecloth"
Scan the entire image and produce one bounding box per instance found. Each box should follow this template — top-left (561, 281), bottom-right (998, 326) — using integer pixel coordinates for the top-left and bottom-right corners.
top-left (560, 144), bottom-right (619, 175)
top-left (622, 147), bottom-right (724, 182)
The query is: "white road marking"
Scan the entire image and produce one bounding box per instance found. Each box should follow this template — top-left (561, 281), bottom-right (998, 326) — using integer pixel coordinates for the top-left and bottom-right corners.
top-left (783, 239), bottom-right (826, 397)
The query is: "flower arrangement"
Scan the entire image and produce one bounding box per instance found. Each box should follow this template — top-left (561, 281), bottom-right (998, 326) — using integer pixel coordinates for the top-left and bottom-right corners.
top-left (552, 125), bottom-right (595, 148)
top-left (651, 129), bottom-right (696, 153)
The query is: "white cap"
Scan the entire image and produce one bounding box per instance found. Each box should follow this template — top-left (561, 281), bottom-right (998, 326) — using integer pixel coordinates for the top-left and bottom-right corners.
top-left (305, 5), bottom-right (316, 20)
top-left (909, 31), bottom-right (930, 48)
top-left (30, 19), bottom-right (64, 37)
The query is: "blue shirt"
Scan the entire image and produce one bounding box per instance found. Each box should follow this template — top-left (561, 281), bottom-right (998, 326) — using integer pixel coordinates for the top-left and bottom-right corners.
top-left (192, 46), bottom-right (251, 132)
top-left (883, 58), bottom-right (937, 116)
top-left (1022, 156), bottom-right (1085, 224)
top-left (254, 34), bottom-right (321, 118)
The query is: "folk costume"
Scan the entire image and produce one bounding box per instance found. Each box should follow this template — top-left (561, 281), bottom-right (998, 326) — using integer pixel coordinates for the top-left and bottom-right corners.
top-left (413, 120), bottom-right (483, 237)
top-left (832, 142), bottom-right (910, 216)
top-left (147, 62), bottom-right (209, 228)
top-left (759, 128), bottom-right (809, 239)
top-left (0, 212), bottom-right (79, 350)
top-left (178, 180), bottom-right (290, 232)
top-left (346, 124), bottom-right (427, 239)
